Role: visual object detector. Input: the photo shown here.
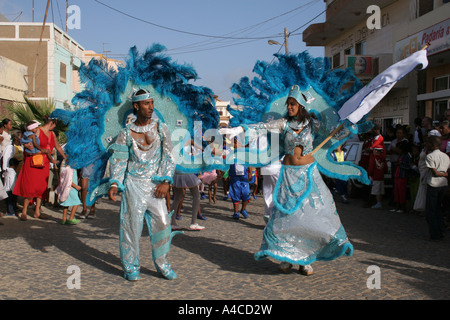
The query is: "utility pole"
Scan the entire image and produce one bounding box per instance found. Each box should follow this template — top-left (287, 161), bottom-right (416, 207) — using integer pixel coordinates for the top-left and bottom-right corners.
top-left (284, 27), bottom-right (289, 54)
top-left (32, 0), bottom-right (50, 96)
top-left (268, 27), bottom-right (290, 54)
top-left (66, 0), bottom-right (68, 32)
top-left (102, 43), bottom-right (111, 61)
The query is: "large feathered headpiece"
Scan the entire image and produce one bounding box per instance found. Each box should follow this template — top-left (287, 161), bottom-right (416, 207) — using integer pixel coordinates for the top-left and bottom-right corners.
top-left (229, 51), bottom-right (372, 184)
top-left (51, 44), bottom-right (220, 204)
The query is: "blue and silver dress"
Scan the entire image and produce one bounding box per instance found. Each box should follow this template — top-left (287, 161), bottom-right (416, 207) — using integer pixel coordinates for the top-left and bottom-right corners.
top-left (249, 118), bottom-right (353, 265)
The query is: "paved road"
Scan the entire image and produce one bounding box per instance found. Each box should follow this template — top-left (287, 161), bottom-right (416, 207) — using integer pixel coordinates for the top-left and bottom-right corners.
top-left (1, 186), bottom-right (449, 302)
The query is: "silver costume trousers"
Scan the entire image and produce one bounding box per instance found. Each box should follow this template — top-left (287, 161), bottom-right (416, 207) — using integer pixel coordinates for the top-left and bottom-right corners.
top-left (119, 177), bottom-right (174, 277)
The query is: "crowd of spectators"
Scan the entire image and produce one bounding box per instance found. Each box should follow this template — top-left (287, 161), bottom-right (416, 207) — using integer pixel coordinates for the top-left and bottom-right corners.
top-left (0, 117), bottom-right (67, 224)
top-left (332, 110), bottom-right (450, 241)
top-left (1, 111), bottom-right (449, 242)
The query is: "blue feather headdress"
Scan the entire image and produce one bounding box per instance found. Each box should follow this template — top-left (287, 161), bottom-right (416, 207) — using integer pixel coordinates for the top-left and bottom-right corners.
top-left (230, 52), bottom-right (364, 124)
top-left (229, 51), bottom-right (372, 185)
top-left (51, 44), bottom-right (220, 205)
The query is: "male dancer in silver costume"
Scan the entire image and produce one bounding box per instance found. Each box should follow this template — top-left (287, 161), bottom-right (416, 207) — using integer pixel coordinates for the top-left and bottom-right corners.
top-left (108, 88), bottom-right (178, 281)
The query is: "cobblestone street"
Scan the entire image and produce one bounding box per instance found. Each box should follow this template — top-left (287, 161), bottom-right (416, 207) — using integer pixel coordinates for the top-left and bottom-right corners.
top-left (1, 186), bottom-right (449, 302)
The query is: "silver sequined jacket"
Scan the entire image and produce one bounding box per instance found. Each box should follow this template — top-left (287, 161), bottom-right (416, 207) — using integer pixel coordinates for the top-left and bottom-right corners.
top-left (108, 120), bottom-right (176, 191)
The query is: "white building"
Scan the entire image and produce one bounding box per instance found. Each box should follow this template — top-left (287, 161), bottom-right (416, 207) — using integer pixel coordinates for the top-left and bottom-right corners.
top-left (214, 97), bottom-right (233, 127)
top-left (0, 55), bottom-right (28, 115)
top-left (0, 22), bottom-right (85, 110)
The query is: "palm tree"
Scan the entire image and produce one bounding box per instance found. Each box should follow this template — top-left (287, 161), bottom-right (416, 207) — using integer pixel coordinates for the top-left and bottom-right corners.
top-left (6, 96), bottom-right (67, 142)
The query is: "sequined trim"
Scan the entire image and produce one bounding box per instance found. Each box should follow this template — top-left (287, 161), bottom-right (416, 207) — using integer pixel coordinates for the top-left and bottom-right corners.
top-left (254, 224), bottom-right (353, 265)
top-left (129, 121), bottom-right (157, 133)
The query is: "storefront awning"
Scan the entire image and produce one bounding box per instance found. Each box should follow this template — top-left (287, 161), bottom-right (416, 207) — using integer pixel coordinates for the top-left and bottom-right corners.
top-left (417, 89), bottom-right (450, 101)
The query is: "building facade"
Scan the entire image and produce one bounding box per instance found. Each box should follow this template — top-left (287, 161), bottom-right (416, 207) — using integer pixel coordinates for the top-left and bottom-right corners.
top-left (214, 97), bottom-right (233, 127)
top-left (303, 0), bottom-right (450, 132)
top-left (0, 55), bottom-right (28, 117)
top-left (0, 22), bottom-right (85, 110)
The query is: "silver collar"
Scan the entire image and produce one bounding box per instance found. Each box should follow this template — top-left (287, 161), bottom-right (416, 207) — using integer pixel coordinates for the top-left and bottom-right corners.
top-left (130, 121), bottom-right (156, 133)
top-left (288, 120), bottom-right (308, 130)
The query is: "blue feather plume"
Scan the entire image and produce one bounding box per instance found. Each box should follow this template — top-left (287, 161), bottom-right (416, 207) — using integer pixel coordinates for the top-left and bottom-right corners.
top-left (229, 52), bottom-right (363, 126)
top-left (229, 51), bottom-right (372, 185)
top-left (51, 44), bottom-right (219, 205)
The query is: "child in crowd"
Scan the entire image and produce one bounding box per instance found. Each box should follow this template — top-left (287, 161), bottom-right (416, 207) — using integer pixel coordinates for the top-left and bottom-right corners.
top-left (370, 124), bottom-right (385, 151)
top-left (199, 181), bottom-right (208, 200)
top-left (221, 169), bottom-right (230, 200)
top-left (229, 137), bottom-right (251, 220)
top-left (248, 167), bottom-right (258, 200)
top-left (221, 137), bottom-right (232, 200)
top-left (199, 136), bottom-right (222, 204)
top-left (21, 135), bottom-right (40, 156)
top-left (413, 138), bottom-right (430, 212)
top-left (229, 163), bottom-right (251, 219)
top-left (369, 148), bottom-right (387, 209)
top-left (55, 161), bottom-right (82, 225)
top-left (409, 144), bottom-right (421, 210)
top-left (4, 158), bottom-right (19, 216)
top-left (24, 120), bottom-right (57, 165)
top-left (331, 144), bottom-right (350, 204)
top-left (391, 140), bottom-right (411, 213)
top-left (199, 170), bottom-right (218, 204)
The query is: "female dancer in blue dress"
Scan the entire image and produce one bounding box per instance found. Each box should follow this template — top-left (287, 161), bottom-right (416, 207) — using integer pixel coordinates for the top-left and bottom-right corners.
top-left (221, 85), bottom-right (353, 275)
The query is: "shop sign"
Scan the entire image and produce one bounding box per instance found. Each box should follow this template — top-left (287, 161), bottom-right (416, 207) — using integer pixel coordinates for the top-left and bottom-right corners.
top-left (394, 18), bottom-right (450, 62)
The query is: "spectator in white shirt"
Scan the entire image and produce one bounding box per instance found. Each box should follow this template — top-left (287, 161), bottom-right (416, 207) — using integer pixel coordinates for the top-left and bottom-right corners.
top-left (0, 119), bottom-right (13, 155)
top-left (4, 158), bottom-right (19, 216)
top-left (425, 135), bottom-right (450, 241)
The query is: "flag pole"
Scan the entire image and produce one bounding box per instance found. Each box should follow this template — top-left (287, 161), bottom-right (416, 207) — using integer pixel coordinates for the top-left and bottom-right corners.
top-left (310, 42), bottom-right (430, 156)
top-left (421, 42), bottom-right (431, 50)
top-left (310, 122), bottom-right (345, 155)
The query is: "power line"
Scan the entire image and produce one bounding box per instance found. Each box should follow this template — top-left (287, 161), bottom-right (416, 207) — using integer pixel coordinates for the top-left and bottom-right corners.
top-left (94, 0), bottom-right (302, 40)
top-left (170, 39), bottom-right (262, 56)
top-left (92, 0), bottom-right (325, 57)
top-left (166, 0), bottom-right (320, 53)
top-left (2, 11), bottom-right (23, 21)
top-left (289, 8), bottom-right (326, 35)
top-left (55, 0), bottom-right (65, 31)
top-left (234, 0), bottom-right (319, 39)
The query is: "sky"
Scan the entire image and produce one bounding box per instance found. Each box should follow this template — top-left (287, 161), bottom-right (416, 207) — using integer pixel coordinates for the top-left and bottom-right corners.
top-left (0, 0), bottom-right (326, 103)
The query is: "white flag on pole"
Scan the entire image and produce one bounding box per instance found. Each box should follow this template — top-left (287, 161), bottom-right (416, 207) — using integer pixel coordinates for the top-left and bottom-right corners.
top-left (338, 49), bottom-right (428, 124)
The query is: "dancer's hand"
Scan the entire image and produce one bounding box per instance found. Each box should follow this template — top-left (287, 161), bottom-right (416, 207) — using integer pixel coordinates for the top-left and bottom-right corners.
top-left (296, 153), bottom-right (315, 165)
top-left (218, 126), bottom-right (244, 139)
top-left (154, 182), bottom-right (169, 198)
top-left (109, 186), bottom-right (118, 202)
